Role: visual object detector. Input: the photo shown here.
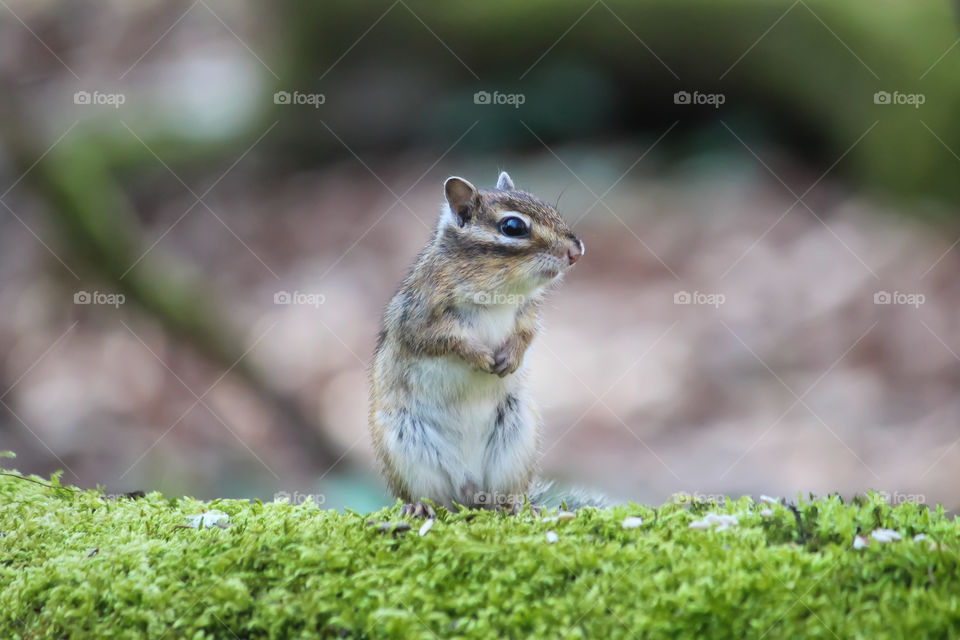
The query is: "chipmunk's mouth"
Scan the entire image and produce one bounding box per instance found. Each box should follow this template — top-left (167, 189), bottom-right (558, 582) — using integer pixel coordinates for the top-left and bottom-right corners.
top-left (534, 253), bottom-right (569, 281)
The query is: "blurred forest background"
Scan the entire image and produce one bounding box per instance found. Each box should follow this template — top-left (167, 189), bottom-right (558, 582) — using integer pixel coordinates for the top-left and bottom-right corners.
top-left (3, 0), bottom-right (960, 511)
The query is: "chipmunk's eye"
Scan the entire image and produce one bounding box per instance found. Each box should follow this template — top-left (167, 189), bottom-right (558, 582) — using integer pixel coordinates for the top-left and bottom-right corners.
top-left (498, 216), bottom-right (529, 238)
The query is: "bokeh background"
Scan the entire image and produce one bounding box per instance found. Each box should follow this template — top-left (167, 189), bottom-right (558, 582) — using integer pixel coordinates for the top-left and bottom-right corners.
top-left (2, 0), bottom-right (960, 511)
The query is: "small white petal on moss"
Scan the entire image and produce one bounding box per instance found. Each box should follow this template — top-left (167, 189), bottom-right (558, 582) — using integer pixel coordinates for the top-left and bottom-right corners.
top-left (622, 517), bottom-right (643, 529)
top-left (912, 534), bottom-right (939, 550)
top-left (871, 529), bottom-right (902, 543)
top-left (185, 511), bottom-right (230, 529)
top-left (418, 519), bottom-right (434, 537)
top-left (853, 535), bottom-right (870, 550)
top-left (542, 511), bottom-right (576, 524)
top-left (759, 495), bottom-right (779, 505)
top-left (759, 508), bottom-right (774, 518)
top-left (689, 512), bottom-right (738, 531)
top-left (546, 530), bottom-right (559, 544)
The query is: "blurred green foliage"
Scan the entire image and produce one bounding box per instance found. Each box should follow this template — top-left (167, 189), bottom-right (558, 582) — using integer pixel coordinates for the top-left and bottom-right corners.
top-left (273, 0), bottom-right (960, 213)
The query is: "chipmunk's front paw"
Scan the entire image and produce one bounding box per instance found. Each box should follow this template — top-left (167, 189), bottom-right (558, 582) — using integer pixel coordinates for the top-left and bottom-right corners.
top-left (400, 501), bottom-right (436, 519)
top-left (466, 349), bottom-right (497, 374)
top-left (493, 341), bottom-right (523, 377)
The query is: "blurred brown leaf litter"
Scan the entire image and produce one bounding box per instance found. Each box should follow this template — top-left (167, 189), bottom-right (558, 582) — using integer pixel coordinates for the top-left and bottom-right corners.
top-left (1, 0), bottom-right (960, 510)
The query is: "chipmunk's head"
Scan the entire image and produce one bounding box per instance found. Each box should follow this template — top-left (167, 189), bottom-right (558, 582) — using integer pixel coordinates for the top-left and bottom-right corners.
top-left (438, 171), bottom-right (584, 296)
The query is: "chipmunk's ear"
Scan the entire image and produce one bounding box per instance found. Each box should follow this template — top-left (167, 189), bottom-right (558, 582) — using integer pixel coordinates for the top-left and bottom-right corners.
top-left (444, 176), bottom-right (478, 225)
top-left (496, 171), bottom-right (515, 191)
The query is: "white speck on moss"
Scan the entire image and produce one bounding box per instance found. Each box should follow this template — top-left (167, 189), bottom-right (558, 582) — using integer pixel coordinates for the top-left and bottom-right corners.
top-left (759, 508), bottom-right (774, 518)
top-left (622, 517), bottom-right (643, 529)
top-left (913, 533), bottom-right (939, 550)
top-left (689, 513), bottom-right (738, 531)
top-left (418, 519), bottom-right (434, 537)
top-left (871, 529), bottom-right (902, 543)
top-left (543, 511), bottom-right (576, 523)
top-left (760, 495), bottom-right (779, 505)
top-left (853, 535), bottom-right (869, 550)
top-left (546, 530), bottom-right (559, 543)
top-left (186, 511), bottom-right (229, 529)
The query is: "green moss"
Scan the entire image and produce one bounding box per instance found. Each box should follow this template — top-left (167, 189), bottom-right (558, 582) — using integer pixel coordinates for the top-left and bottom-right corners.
top-left (2, 465), bottom-right (959, 639)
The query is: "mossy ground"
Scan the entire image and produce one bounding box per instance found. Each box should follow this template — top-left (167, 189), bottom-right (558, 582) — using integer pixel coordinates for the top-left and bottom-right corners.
top-left (2, 462), bottom-right (959, 639)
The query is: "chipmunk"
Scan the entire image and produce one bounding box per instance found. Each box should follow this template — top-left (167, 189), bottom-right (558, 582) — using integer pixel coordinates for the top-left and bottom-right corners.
top-left (369, 171), bottom-right (587, 517)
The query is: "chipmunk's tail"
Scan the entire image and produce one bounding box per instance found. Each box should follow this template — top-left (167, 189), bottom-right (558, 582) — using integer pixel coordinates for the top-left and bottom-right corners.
top-left (527, 478), bottom-right (608, 510)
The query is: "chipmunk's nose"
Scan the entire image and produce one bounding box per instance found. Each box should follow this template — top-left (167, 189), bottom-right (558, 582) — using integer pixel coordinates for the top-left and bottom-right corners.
top-left (567, 238), bottom-right (585, 265)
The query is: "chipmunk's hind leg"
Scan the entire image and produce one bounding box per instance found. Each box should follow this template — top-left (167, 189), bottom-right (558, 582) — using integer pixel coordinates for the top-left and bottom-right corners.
top-left (483, 392), bottom-right (539, 512)
top-left (379, 407), bottom-right (470, 509)
top-left (509, 501), bottom-right (541, 516)
top-left (400, 501), bottom-right (436, 519)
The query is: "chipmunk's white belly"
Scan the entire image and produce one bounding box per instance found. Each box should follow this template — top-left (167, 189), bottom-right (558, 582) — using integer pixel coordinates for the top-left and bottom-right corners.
top-left (408, 353), bottom-right (524, 482)
top-left (411, 355), bottom-right (515, 421)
